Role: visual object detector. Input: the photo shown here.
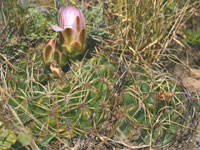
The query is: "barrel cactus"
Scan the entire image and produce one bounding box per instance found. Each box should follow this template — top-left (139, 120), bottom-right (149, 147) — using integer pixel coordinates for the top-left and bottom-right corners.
top-left (118, 64), bottom-right (197, 149)
top-left (6, 50), bottom-right (196, 149)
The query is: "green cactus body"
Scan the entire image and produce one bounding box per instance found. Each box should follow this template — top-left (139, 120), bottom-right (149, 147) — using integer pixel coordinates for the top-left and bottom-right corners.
top-left (7, 53), bottom-right (195, 148)
top-left (120, 64), bottom-right (194, 148)
top-left (57, 57), bottom-right (117, 133)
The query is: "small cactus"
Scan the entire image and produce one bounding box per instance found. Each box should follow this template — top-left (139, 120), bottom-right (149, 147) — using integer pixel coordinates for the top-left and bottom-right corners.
top-left (119, 64), bottom-right (196, 148)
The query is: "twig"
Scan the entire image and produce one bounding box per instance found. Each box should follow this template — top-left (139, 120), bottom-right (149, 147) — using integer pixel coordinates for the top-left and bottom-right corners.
top-left (102, 136), bottom-right (150, 149)
top-left (0, 53), bottom-right (17, 71)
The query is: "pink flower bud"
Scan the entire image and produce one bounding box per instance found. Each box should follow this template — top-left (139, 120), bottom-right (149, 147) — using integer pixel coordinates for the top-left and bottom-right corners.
top-left (51, 6), bottom-right (85, 36)
top-left (59, 6), bottom-right (85, 32)
top-left (50, 6), bottom-right (86, 58)
top-left (42, 39), bottom-right (56, 66)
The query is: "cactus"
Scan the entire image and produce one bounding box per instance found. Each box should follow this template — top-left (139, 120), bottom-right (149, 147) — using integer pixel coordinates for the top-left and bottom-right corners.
top-left (6, 50), bottom-right (196, 149)
top-left (118, 64), bottom-right (197, 149)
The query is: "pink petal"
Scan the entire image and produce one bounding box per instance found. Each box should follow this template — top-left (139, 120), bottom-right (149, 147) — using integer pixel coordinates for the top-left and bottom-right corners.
top-left (50, 25), bottom-right (63, 32)
top-left (77, 8), bottom-right (85, 29)
top-left (58, 7), bottom-right (66, 28)
top-left (58, 6), bottom-right (85, 31)
top-left (57, 6), bottom-right (86, 41)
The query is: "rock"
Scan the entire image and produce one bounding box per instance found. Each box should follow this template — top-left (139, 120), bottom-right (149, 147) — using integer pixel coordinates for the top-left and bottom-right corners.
top-left (182, 77), bottom-right (200, 91)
